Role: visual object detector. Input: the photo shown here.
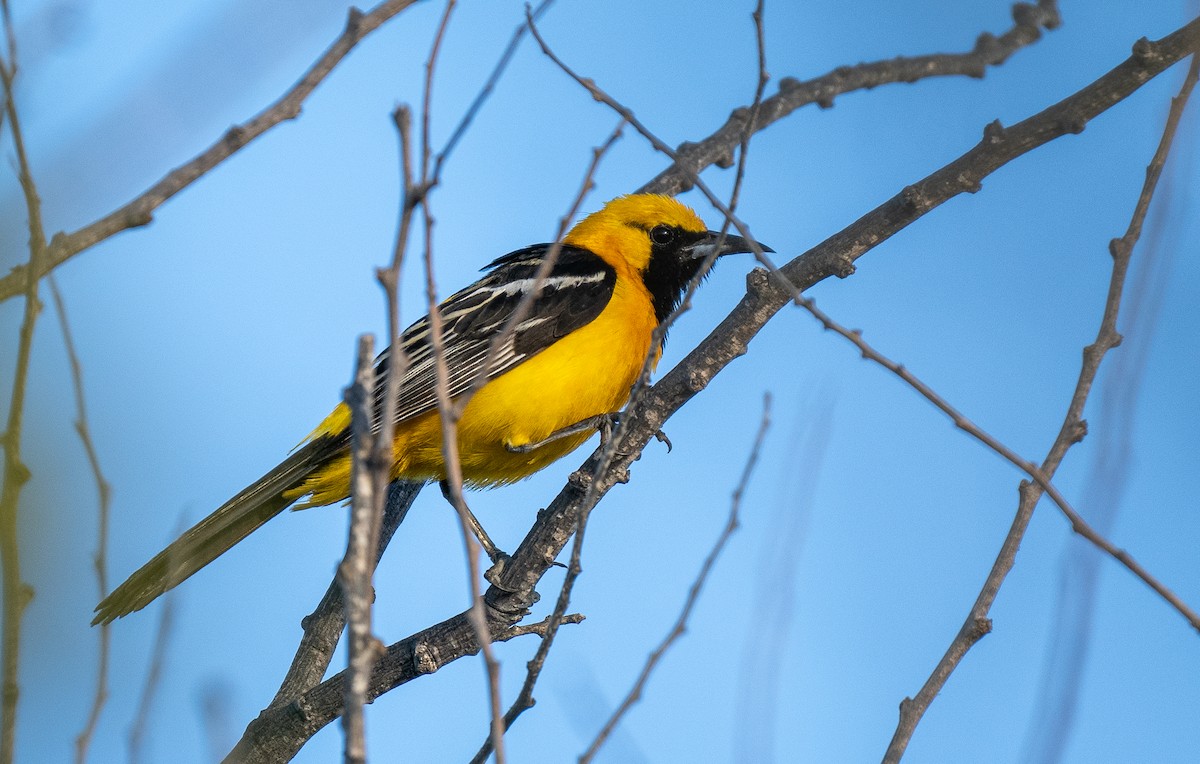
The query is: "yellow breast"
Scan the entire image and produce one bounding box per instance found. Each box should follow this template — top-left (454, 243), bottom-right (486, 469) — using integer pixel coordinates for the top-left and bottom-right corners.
top-left (287, 275), bottom-right (659, 506)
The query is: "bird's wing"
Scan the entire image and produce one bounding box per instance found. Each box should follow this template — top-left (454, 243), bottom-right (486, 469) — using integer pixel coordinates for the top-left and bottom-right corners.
top-left (371, 244), bottom-right (617, 427)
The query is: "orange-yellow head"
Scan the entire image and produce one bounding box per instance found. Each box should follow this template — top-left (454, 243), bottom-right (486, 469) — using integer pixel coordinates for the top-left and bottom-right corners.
top-left (565, 194), bottom-right (770, 322)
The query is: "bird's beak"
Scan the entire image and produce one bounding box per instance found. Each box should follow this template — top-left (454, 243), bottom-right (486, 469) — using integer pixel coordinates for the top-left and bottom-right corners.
top-left (683, 230), bottom-right (774, 260)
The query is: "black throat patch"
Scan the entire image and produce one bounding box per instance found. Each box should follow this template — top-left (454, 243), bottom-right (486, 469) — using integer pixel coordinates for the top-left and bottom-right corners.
top-left (641, 227), bottom-right (709, 324)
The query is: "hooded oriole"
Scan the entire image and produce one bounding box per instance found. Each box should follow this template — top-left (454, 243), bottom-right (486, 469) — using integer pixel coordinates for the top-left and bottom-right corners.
top-left (94, 194), bottom-right (768, 624)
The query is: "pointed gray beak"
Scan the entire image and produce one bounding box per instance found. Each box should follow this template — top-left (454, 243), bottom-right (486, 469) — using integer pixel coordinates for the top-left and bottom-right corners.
top-left (683, 230), bottom-right (774, 260)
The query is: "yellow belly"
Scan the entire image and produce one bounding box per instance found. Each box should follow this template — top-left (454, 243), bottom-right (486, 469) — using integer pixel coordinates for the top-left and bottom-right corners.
top-left (287, 281), bottom-right (658, 507)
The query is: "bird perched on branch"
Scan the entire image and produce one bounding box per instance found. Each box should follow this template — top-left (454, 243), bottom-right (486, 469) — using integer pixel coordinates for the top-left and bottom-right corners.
top-left (94, 193), bottom-right (769, 624)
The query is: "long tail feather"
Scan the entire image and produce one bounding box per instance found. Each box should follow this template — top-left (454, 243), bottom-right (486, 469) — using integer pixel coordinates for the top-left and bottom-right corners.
top-left (93, 437), bottom-right (339, 625)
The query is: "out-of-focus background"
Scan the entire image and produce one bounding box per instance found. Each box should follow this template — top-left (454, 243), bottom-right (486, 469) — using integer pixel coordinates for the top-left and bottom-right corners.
top-left (1, 1), bottom-right (1197, 761)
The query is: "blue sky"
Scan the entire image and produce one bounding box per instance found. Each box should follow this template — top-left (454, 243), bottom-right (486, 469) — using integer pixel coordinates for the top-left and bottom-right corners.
top-left (2, 1), bottom-right (1198, 762)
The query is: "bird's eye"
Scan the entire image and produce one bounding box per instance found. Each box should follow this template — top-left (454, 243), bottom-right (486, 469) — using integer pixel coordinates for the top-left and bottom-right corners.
top-left (649, 225), bottom-right (676, 246)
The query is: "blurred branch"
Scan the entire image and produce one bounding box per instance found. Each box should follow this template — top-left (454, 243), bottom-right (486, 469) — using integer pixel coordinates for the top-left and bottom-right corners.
top-left (0, 0), bottom-right (422, 304)
top-left (883, 50), bottom-right (1200, 763)
top-left (128, 544), bottom-right (180, 764)
top-left (734, 397), bottom-right (833, 761)
top-left (47, 276), bottom-right (114, 764)
top-left (0, 7), bottom-right (49, 760)
top-left (579, 393), bottom-right (771, 764)
top-left (226, 11), bottom-right (1200, 760)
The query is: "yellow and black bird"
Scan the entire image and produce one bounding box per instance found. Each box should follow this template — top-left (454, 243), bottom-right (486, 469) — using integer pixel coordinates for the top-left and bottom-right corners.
top-left (94, 194), bottom-right (768, 624)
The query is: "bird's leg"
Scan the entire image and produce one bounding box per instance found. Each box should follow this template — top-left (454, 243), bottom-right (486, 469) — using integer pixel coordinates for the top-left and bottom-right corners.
top-left (505, 411), bottom-right (673, 454)
top-left (504, 413), bottom-right (619, 454)
top-left (438, 480), bottom-right (507, 567)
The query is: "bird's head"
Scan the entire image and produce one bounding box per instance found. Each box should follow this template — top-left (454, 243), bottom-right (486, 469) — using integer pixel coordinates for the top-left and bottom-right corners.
top-left (565, 194), bottom-right (771, 322)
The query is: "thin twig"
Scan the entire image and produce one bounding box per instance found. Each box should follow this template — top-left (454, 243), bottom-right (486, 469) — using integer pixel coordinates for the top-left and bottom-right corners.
top-left (339, 336), bottom-right (387, 764)
top-left (580, 393), bottom-right (771, 764)
top-left (248, 2), bottom-right (564, 752)
top-left (882, 51), bottom-right (1200, 764)
top-left (404, 3), bottom-right (516, 761)
top-left (792, 288), bottom-right (1200, 630)
top-left (128, 538), bottom-right (181, 764)
top-left (465, 120), bottom-right (626, 764)
top-left (47, 276), bottom-right (114, 764)
top-left (504, 612), bottom-right (585, 639)
top-left (1020, 76), bottom-right (1197, 760)
top-left (485, 7), bottom-right (773, 757)
top-left (0, 0), bottom-right (422, 304)
top-left (0, 12), bottom-right (49, 760)
top-left (431, 0), bottom-right (556, 178)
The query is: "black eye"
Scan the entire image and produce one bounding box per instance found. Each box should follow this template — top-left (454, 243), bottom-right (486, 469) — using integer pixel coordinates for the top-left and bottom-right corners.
top-left (649, 225), bottom-right (676, 246)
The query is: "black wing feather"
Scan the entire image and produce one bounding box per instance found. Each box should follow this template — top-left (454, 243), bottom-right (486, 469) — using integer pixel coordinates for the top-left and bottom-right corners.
top-left (371, 244), bottom-right (615, 428)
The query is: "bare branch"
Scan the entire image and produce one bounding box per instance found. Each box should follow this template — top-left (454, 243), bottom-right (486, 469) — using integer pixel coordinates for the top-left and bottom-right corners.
top-left (47, 276), bottom-right (114, 764)
top-left (0, 0), bottom-right (423, 304)
top-left (339, 335), bottom-right (387, 764)
top-left (882, 49), bottom-right (1200, 764)
top-left (580, 393), bottom-right (771, 764)
top-left (640, 0), bottom-right (1061, 196)
top-left (267, 482), bottom-right (420, 710)
top-left (0, 11), bottom-right (49, 760)
top-left (791, 286), bottom-right (1200, 629)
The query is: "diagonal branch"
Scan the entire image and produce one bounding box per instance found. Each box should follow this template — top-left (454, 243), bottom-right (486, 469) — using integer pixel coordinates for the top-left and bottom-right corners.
top-left (0, 0), bottom-right (422, 304)
top-left (791, 288), bottom-right (1199, 630)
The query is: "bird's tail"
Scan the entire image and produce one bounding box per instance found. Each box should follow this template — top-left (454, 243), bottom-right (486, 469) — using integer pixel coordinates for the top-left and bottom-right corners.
top-left (93, 436), bottom-right (340, 625)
